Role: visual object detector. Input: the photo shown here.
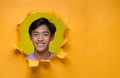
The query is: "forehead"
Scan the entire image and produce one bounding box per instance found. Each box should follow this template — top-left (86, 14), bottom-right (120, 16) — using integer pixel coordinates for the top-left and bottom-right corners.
top-left (32, 25), bottom-right (50, 33)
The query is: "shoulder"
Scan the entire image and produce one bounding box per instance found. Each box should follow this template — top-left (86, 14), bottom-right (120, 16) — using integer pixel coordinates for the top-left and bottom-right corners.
top-left (26, 53), bottom-right (38, 60)
top-left (50, 52), bottom-right (56, 56)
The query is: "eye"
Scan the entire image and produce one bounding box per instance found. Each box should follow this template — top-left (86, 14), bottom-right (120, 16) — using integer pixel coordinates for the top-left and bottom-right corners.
top-left (33, 33), bottom-right (39, 36)
top-left (43, 33), bottom-right (49, 36)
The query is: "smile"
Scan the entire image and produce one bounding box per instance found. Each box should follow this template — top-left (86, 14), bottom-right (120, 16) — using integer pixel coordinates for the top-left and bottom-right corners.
top-left (36, 43), bottom-right (45, 47)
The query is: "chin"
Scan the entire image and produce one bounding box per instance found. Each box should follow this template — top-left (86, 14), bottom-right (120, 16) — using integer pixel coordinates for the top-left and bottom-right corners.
top-left (37, 49), bottom-right (44, 52)
top-left (37, 49), bottom-right (46, 53)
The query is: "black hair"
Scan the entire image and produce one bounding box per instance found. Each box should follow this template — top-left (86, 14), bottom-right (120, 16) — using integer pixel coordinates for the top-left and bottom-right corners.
top-left (29, 18), bottom-right (56, 36)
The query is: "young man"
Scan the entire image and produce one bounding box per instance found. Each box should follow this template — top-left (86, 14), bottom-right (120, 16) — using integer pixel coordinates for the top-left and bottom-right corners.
top-left (26, 18), bottom-right (56, 60)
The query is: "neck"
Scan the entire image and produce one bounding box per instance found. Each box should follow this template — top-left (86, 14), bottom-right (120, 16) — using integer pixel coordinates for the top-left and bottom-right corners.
top-left (34, 49), bottom-right (51, 60)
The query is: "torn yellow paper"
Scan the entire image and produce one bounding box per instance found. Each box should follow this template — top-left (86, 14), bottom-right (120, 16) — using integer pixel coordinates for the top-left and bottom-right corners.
top-left (17, 12), bottom-right (67, 54)
top-left (40, 60), bottom-right (50, 62)
top-left (12, 44), bottom-right (19, 50)
top-left (16, 23), bottom-right (21, 31)
top-left (60, 39), bottom-right (67, 47)
top-left (27, 59), bottom-right (39, 67)
top-left (14, 12), bottom-right (68, 67)
top-left (57, 50), bottom-right (67, 59)
top-left (12, 44), bottom-right (26, 56)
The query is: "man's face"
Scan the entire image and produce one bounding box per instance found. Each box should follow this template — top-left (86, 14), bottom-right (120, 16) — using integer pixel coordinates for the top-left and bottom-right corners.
top-left (30, 25), bottom-right (54, 53)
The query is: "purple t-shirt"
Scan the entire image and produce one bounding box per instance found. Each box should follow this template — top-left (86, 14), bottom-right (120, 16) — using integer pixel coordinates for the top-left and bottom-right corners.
top-left (26, 52), bottom-right (55, 60)
top-left (26, 53), bottom-right (38, 60)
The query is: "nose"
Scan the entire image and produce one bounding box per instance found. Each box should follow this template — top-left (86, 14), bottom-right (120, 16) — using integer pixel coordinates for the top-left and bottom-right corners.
top-left (38, 34), bottom-right (44, 41)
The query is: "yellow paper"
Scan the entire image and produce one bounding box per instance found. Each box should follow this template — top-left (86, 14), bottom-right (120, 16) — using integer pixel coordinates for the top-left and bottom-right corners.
top-left (40, 60), bottom-right (50, 62)
top-left (60, 39), bottom-right (67, 47)
top-left (27, 59), bottom-right (39, 67)
top-left (12, 44), bottom-right (19, 50)
top-left (57, 50), bottom-right (67, 59)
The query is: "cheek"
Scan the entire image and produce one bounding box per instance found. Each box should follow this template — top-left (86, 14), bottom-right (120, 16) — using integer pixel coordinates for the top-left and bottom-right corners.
top-left (31, 38), bottom-right (37, 43)
top-left (45, 37), bottom-right (51, 42)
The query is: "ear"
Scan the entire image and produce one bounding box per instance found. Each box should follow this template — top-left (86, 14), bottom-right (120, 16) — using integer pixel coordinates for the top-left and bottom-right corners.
top-left (50, 35), bottom-right (55, 41)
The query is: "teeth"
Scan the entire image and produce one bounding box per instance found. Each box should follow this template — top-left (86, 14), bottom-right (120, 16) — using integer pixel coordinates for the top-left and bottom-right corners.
top-left (38, 44), bottom-right (43, 45)
top-left (37, 43), bottom-right (44, 47)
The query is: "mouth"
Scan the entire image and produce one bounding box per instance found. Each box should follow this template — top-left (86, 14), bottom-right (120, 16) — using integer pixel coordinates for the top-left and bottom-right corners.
top-left (36, 43), bottom-right (45, 47)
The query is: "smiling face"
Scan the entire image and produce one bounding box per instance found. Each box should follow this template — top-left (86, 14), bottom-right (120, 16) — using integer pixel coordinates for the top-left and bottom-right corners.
top-left (30, 25), bottom-right (54, 53)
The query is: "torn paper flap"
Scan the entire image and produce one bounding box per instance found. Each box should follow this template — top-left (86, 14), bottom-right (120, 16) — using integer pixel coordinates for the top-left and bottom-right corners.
top-left (27, 59), bottom-right (39, 67)
top-left (57, 50), bottom-right (67, 59)
top-left (60, 39), bottom-right (67, 47)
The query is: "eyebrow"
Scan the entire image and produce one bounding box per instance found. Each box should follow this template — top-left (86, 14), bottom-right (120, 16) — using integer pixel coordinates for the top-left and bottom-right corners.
top-left (32, 31), bottom-right (39, 33)
top-left (32, 30), bottom-right (50, 34)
